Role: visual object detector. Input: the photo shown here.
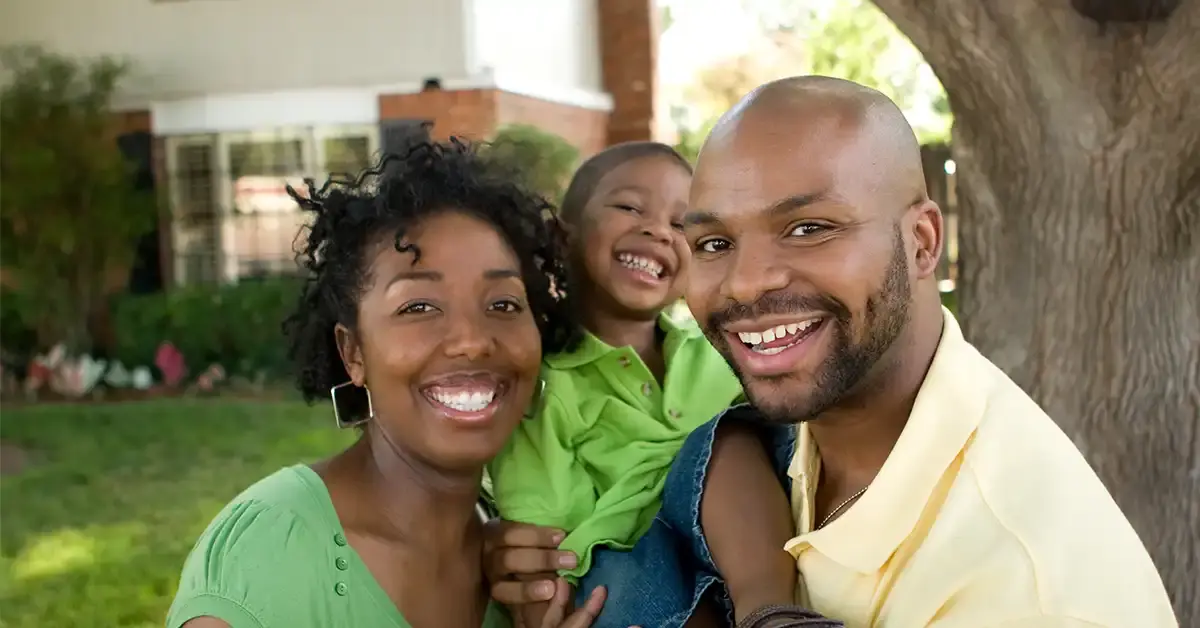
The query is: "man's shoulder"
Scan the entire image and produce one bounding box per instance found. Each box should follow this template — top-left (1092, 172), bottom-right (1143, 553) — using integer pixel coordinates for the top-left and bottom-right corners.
top-left (947, 409), bottom-right (1174, 625)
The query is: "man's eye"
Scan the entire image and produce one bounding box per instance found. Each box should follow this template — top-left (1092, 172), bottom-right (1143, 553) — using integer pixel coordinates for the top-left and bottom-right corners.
top-left (696, 238), bottom-right (731, 253)
top-left (789, 223), bottom-right (826, 237)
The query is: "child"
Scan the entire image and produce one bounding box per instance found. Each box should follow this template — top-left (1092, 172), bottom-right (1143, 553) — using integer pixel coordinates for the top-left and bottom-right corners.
top-left (487, 142), bottom-right (744, 628)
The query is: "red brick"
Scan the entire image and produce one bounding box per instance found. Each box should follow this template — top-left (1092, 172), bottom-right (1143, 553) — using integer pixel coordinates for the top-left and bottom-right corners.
top-left (598, 0), bottom-right (657, 144)
top-left (495, 91), bottom-right (608, 157)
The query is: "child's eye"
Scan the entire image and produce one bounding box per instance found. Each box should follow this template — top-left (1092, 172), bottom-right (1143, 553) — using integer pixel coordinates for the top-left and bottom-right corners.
top-left (397, 302), bottom-right (438, 315)
top-left (613, 204), bottom-right (640, 214)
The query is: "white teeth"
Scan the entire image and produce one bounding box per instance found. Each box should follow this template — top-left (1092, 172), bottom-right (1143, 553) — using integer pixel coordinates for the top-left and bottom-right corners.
top-left (431, 389), bottom-right (496, 412)
top-left (735, 319), bottom-right (821, 353)
top-left (617, 253), bottom-right (665, 278)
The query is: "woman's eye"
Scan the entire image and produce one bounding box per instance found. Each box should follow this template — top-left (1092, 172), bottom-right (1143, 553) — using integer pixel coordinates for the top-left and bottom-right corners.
top-left (789, 223), bottom-right (826, 237)
top-left (696, 238), bottom-right (731, 254)
top-left (398, 302), bottom-right (436, 315)
top-left (490, 299), bottom-right (524, 314)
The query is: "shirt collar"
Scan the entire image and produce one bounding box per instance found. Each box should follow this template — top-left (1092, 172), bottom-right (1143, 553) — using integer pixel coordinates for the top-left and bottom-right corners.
top-left (785, 307), bottom-right (994, 573)
top-left (544, 311), bottom-right (700, 370)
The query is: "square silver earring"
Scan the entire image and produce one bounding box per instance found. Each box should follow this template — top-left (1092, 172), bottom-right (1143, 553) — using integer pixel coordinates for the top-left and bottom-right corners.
top-left (331, 381), bottom-right (374, 429)
top-left (524, 378), bottom-right (546, 420)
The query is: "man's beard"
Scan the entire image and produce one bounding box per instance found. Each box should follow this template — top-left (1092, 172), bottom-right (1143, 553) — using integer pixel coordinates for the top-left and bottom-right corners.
top-left (704, 228), bottom-right (912, 424)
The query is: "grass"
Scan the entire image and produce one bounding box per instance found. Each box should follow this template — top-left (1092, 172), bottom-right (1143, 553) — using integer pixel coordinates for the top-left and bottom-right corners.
top-left (0, 398), bottom-right (355, 628)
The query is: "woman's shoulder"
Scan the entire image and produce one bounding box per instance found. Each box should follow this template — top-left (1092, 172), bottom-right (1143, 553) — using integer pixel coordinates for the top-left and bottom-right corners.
top-left (167, 465), bottom-right (340, 627)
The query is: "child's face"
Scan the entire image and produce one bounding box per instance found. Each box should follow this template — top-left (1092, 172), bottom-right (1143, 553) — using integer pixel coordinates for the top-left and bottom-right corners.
top-left (574, 155), bottom-right (692, 317)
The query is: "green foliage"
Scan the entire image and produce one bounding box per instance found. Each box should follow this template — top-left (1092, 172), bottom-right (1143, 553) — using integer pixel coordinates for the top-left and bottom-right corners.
top-left (111, 277), bottom-right (302, 377)
top-left (0, 399), bottom-right (355, 628)
top-left (672, 118), bottom-right (714, 166)
top-left (0, 289), bottom-right (38, 359)
top-left (486, 124), bottom-right (580, 202)
top-left (674, 0), bottom-right (951, 146)
top-left (792, 0), bottom-right (951, 144)
top-left (0, 46), bottom-right (156, 353)
top-left (940, 289), bottom-right (958, 314)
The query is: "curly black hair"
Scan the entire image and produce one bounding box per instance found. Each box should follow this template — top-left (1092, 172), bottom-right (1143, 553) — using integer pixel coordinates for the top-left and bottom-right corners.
top-left (283, 137), bottom-right (579, 403)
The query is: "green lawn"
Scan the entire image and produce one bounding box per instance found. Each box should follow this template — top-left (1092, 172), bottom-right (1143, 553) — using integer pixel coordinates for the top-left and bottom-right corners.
top-left (0, 398), bottom-right (355, 628)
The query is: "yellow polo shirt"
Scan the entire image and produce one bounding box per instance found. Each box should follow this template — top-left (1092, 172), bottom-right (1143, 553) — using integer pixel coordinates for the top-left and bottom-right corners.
top-left (785, 309), bottom-right (1176, 627)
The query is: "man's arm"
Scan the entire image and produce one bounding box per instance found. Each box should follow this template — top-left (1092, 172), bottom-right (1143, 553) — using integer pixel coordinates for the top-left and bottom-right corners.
top-left (702, 422), bottom-right (798, 622)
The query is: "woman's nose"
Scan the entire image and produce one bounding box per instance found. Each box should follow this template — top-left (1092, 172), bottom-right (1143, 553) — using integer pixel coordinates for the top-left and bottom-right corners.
top-left (442, 314), bottom-right (496, 361)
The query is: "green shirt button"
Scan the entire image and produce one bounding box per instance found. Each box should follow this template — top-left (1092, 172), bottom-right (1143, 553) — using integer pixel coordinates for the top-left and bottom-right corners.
top-left (333, 533), bottom-right (347, 546)
top-left (335, 557), bottom-right (349, 570)
top-left (641, 383), bottom-right (653, 396)
top-left (618, 355), bottom-right (632, 367)
top-left (335, 582), bottom-right (348, 596)
top-left (668, 409), bottom-right (681, 419)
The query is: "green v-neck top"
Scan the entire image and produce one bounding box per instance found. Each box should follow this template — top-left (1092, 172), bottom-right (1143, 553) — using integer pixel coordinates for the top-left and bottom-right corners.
top-left (167, 464), bottom-right (511, 628)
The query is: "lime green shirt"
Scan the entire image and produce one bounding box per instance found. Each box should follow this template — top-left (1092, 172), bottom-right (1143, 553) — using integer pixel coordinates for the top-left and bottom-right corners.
top-left (167, 465), bottom-right (511, 628)
top-left (487, 315), bottom-right (742, 581)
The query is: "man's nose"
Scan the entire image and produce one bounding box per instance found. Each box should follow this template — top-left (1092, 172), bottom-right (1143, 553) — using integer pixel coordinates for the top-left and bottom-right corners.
top-left (723, 245), bottom-right (790, 306)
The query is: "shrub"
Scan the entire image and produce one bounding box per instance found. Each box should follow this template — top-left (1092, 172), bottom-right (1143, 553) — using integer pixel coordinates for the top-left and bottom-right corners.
top-left (0, 46), bottom-right (156, 353)
top-left (486, 124), bottom-right (580, 202)
top-left (111, 277), bottom-right (301, 379)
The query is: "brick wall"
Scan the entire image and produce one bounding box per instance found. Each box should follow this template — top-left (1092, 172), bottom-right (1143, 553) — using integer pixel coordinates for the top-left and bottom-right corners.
top-left (597, 0), bottom-right (657, 145)
top-left (496, 91), bottom-right (608, 156)
top-left (379, 88), bottom-right (498, 142)
top-left (380, 88), bottom-right (610, 157)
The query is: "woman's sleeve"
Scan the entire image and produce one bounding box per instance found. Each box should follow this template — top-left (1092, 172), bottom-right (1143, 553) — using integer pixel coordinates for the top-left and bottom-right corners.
top-left (166, 501), bottom-right (324, 628)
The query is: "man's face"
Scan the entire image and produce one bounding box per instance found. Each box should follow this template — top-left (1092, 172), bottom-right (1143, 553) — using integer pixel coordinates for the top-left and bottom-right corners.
top-left (684, 116), bottom-right (913, 423)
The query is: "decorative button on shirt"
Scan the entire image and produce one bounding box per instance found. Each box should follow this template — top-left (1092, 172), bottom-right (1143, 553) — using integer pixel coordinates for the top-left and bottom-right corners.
top-left (333, 533), bottom-right (347, 547)
top-left (335, 557), bottom-right (348, 571)
top-left (334, 582), bottom-right (348, 596)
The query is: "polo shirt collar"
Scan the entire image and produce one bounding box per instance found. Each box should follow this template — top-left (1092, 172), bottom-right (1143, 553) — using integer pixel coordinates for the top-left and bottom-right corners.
top-left (784, 307), bottom-right (992, 573)
top-left (544, 311), bottom-right (700, 370)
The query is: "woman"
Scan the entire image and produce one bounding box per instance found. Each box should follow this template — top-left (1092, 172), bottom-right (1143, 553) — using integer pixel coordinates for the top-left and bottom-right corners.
top-left (167, 139), bottom-right (606, 628)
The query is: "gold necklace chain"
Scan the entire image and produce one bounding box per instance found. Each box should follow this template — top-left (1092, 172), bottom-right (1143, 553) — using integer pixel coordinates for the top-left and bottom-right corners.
top-left (816, 486), bottom-right (868, 530)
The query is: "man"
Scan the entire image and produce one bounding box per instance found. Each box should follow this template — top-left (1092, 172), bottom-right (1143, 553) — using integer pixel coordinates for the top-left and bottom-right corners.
top-left (484, 77), bottom-right (1177, 627)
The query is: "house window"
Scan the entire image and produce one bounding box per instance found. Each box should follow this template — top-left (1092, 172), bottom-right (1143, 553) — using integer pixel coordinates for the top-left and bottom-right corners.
top-left (164, 126), bottom-right (379, 285)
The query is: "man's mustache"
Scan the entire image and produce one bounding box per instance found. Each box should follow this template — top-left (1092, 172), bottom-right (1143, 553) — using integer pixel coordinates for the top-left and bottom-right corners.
top-left (705, 292), bottom-right (850, 334)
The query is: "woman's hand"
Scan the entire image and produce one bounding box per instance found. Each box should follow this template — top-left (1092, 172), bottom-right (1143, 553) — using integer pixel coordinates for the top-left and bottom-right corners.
top-left (539, 580), bottom-right (606, 628)
top-left (483, 519), bottom-right (579, 604)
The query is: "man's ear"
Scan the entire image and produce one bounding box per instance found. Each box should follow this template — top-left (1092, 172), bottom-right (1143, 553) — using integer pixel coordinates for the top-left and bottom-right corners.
top-left (909, 199), bottom-right (943, 280)
top-left (335, 323), bottom-right (366, 386)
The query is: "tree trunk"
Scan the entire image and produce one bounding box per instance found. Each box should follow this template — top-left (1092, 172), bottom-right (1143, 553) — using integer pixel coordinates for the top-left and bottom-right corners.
top-left (872, 0), bottom-right (1200, 623)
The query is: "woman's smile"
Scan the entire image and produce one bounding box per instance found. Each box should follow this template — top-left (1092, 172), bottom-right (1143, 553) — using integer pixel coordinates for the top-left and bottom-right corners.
top-left (420, 370), bottom-right (512, 424)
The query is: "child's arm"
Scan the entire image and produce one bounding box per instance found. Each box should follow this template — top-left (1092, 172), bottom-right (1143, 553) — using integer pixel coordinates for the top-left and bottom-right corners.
top-left (701, 421), bottom-right (798, 622)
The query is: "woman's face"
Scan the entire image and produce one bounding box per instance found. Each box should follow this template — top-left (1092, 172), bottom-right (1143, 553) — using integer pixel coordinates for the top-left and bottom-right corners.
top-left (338, 210), bottom-right (543, 471)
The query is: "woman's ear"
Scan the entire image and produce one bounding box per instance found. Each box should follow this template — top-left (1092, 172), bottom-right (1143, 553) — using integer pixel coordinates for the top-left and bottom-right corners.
top-left (335, 323), bottom-right (366, 386)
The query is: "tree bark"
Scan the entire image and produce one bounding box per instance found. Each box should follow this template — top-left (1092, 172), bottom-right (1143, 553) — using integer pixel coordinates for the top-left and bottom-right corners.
top-left (872, 0), bottom-right (1200, 623)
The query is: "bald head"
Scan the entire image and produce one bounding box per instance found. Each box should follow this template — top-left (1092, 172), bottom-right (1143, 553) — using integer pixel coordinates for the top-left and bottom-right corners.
top-left (701, 75), bottom-right (928, 213)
